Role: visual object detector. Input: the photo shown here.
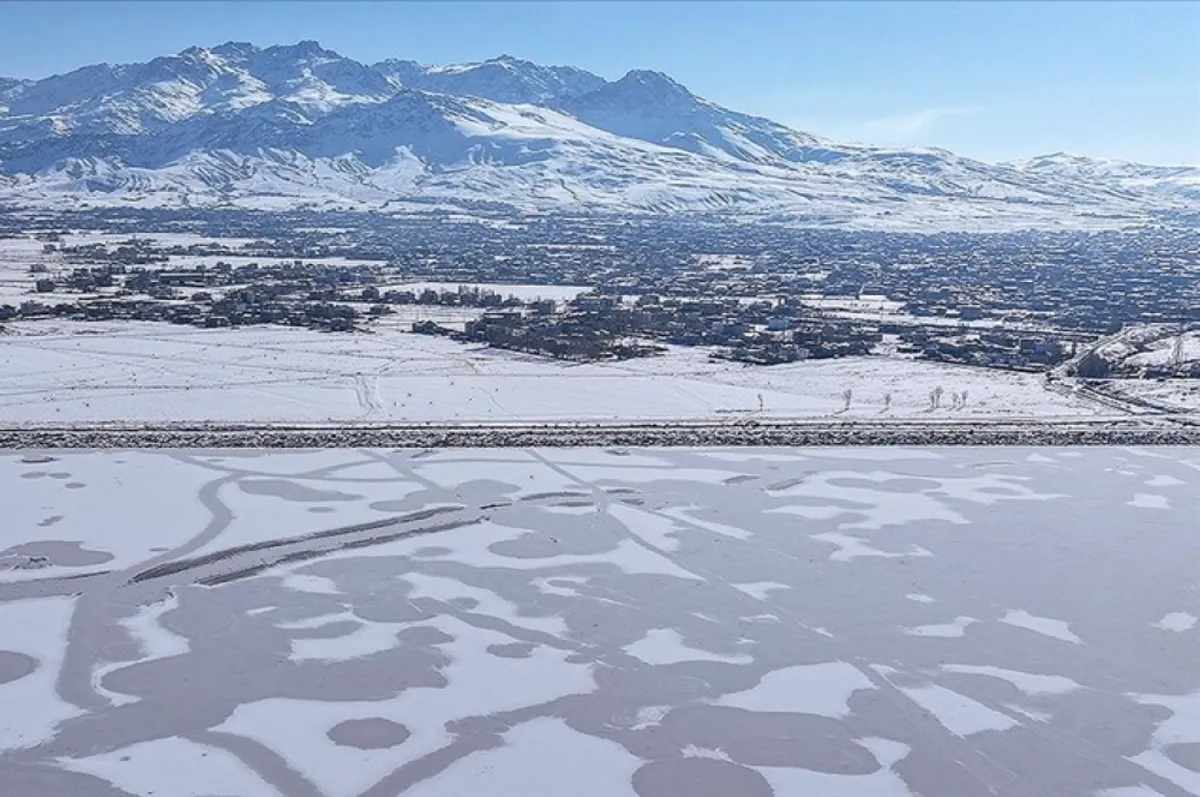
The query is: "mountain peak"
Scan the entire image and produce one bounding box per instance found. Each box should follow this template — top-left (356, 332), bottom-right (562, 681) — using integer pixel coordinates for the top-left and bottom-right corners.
top-left (211, 41), bottom-right (259, 59)
top-left (380, 53), bottom-right (605, 105)
top-left (566, 68), bottom-right (695, 115)
top-left (615, 69), bottom-right (691, 97)
top-left (263, 39), bottom-right (340, 60)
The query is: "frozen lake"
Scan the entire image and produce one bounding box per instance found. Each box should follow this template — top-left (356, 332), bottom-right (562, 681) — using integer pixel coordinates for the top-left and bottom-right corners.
top-left (1, 446), bottom-right (1199, 796)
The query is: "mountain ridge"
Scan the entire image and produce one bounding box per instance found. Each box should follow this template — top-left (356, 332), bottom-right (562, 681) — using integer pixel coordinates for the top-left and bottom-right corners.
top-left (0, 41), bottom-right (1196, 230)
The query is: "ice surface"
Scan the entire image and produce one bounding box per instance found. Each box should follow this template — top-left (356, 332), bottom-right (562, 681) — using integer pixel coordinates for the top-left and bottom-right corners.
top-left (0, 451), bottom-right (215, 583)
top-left (898, 684), bottom-right (1020, 736)
top-left (288, 617), bottom-right (412, 664)
top-left (1130, 691), bottom-right (1200, 795)
top-left (280, 574), bottom-right (342, 595)
top-left (410, 458), bottom-right (580, 498)
top-left (717, 662), bottom-right (875, 718)
top-left (319, 518), bottom-right (704, 581)
top-left (811, 531), bottom-right (933, 562)
top-left (217, 615), bottom-right (595, 797)
top-left (116, 594), bottom-right (190, 664)
top-left (59, 736), bottom-right (280, 797)
top-left (624, 628), bottom-right (752, 666)
top-left (402, 717), bottom-right (641, 797)
top-left (767, 470), bottom-right (972, 531)
top-left (757, 738), bottom-right (914, 797)
top-left (3, 446), bottom-right (1198, 796)
top-left (608, 504), bottom-right (684, 552)
top-left (0, 597), bottom-right (81, 749)
top-left (402, 572), bottom-right (567, 636)
top-left (660, 505), bottom-right (754, 540)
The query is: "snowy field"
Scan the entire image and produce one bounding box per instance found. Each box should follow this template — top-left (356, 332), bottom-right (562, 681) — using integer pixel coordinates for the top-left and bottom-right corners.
top-left (1105, 380), bottom-right (1200, 413)
top-left (1, 446), bottom-right (1199, 796)
top-left (0, 236), bottom-right (54, 303)
top-left (0, 321), bottom-right (1114, 424)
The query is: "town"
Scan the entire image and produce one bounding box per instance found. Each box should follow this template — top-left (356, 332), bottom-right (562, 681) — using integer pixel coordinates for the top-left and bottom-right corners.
top-left (1, 206), bottom-right (1198, 375)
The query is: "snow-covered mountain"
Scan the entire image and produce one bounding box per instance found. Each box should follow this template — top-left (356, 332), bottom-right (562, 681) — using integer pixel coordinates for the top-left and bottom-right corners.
top-left (1005, 153), bottom-right (1200, 201)
top-left (375, 54), bottom-right (606, 105)
top-left (0, 41), bottom-right (1195, 230)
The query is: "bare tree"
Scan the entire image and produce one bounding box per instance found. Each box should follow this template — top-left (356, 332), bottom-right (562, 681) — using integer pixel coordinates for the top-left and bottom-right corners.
top-left (882, 392), bottom-right (893, 412)
top-left (841, 388), bottom-right (853, 412)
top-left (930, 385), bottom-right (944, 410)
top-left (757, 392), bottom-right (765, 413)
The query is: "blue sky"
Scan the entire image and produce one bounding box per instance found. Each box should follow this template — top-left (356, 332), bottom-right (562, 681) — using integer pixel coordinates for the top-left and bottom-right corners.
top-left (0, 1), bottom-right (1196, 165)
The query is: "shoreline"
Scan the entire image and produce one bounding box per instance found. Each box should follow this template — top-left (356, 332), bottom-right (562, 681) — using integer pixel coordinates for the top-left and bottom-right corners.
top-left (3, 419), bottom-right (1197, 448)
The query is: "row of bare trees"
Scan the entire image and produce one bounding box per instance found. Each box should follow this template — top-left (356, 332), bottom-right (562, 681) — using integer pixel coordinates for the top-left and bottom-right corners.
top-left (750, 387), bottom-right (975, 414)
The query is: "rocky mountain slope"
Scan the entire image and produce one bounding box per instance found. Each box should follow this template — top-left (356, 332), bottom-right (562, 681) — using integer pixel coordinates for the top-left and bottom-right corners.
top-left (0, 41), bottom-right (1195, 230)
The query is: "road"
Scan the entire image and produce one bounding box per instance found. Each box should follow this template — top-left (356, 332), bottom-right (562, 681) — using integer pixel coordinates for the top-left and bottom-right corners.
top-left (2, 415), bottom-right (1197, 448)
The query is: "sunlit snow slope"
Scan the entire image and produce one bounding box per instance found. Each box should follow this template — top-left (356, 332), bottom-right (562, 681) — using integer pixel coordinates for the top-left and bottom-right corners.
top-left (1, 41), bottom-right (1196, 229)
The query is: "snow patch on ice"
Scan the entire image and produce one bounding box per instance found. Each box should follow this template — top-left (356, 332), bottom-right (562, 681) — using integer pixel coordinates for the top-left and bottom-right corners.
top-left (0, 597), bottom-right (83, 749)
top-left (289, 619), bottom-right (408, 663)
top-left (609, 503), bottom-right (683, 552)
top-left (217, 615), bottom-right (595, 797)
top-left (732, 581), bottom-right (791, 600)
top-left (624, 628), bottom-right (752, 666)
top-left (717, 661), bottom-right (875, 718)
top-left (403, 717), bottom-right (641, 797)
top-left (660, 505), bottom-right (753, 540)
top-left (1129, 690), bottom-right (1200, 794)
top-left (758, 737), bottom-right (914, 797)
top-left (1145, 475), bottom-right (1185, 488)
top-left (941, 664), bottom-right (1082, 695)
top-left (281, 573), bottom-right (342, 595)
top-left (1128, 493), bottom-right (1171, 510)
top-left (1001, 609), bottom-right (1083, 644)
top-left (904, 616), bottom-right (977, 638)
top-left (1154, 612), bottom-right (1197, 633)
top-left (899, 684), bottom-right (1019, 736)
top-left (812, 531), bottom-right (932, 562)
top-left (58, 736), bottom-right (279, 797)
top-left (403, 572), bottom-right (567, 636)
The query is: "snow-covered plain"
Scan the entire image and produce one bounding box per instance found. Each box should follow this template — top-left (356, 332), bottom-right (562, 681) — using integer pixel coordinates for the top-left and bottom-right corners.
top-left (0, 320), bottom-right (1113, 423)
top-left (1, 446), bottom-right (1199, 796)
top-left (1101, 380), bottom-right (1200, 414)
